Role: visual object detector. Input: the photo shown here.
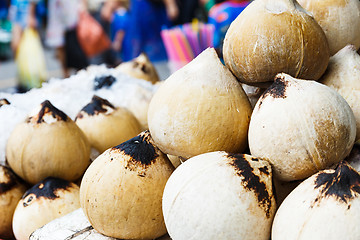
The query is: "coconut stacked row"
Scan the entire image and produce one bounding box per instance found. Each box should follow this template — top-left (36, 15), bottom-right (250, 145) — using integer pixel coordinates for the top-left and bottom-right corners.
top-left (2, 0), bottom-right (360, 239)
top-left (81, 0), bottom-right (360, 239)
top-left (0, 54), bottom-right (163, 239)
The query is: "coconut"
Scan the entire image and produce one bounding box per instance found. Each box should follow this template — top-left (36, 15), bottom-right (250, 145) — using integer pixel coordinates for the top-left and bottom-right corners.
top-left (12, 177), bottom-right (80, 240)
top-left (0, 166), bottom-right (26, 239)
top-left (6, 100), bottom-right (91, 184)
top-left (80, 131), bottom-right (174, 239)
top-left (272, 161), bottom-right (360, 239)
top-left (320, 45), bottom-right (360, 141)
top-left (75, 95), bottom-right (142, 153)
top-left (248, 73), bottom-right (356, 181)
top-left (223, 0), bottom-right (329, 86)
top-left (297, 0), bottom-right (360, 56)
top-left (162, 151), bottom-right (276, 240)
top-left (116, 53), bottom-right (160, 84)
top-left (147, 48), bottom-right (252, 159)
top-left (0, 98), bottom-right (10, 108)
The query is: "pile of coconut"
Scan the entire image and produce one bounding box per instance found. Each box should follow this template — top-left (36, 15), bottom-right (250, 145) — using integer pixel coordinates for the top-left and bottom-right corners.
top-left (2, 0), bottom-right (360, 239)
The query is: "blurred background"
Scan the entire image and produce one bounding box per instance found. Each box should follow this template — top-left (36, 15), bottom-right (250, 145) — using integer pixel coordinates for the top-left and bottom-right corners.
top-left (0, 0), bottom-right (251, 92)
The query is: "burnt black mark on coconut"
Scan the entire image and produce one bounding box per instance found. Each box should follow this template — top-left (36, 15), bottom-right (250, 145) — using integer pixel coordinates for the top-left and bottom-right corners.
top-left (94, 75), bottom-right (116, 90)
top-left (228, 153), bottom-right (272, 218)
top-left (0, 98), bottom-right (10, 107)
top-left (258, 75), bottom-right (288, 108)
top-left (0, 166), bottom-right (19, 194)
top-left (112, 130), bottom-right (159, 166)
top-left (21, 177), bottom-right (73, 205)
top-left (76, 95), bottom-right (115, 120)
top-left (312, 161), bottom-right (360, 207)
top-left (28, 100), bottom-right (68, 124)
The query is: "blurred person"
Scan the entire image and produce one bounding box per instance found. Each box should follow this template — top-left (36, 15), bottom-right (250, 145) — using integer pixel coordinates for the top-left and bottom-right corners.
top-left (8, 0), bottom-right (40, 52)
top-left (111, 0), bottom-right (178, 63)
top-left (45, 0), bottom-right (88, 78)
top-left (208, 0), bottom-right (250, 58)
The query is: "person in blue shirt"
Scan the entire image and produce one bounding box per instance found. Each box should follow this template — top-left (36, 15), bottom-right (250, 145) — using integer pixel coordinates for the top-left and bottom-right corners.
top-left (110, 0), bottom-right (178, 63)
top-left (8, 0), bottom-right (40, 52)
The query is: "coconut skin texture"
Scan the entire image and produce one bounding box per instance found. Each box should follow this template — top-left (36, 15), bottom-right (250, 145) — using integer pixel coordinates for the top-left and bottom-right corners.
top-left (297, 0), bottom-right (360, 56)
top-left (147, 48), bottom-right (252, 159)
top-left (6, 100), bottom-right (91, 184)
top-left (320, 45), bottom-right (360, 141)
top-left (12, 177), bottom-right (80, 240)
top-left (75, 95), bottom-right (142, 153)
top-left (0, 166), bottom-right (26, 239)
top-left (272, 162), bottom-right (360, 240)
top-left (162, 151), bottom-right (276, 240)
top-left (248, 73), bottom-right (356, 181)
top-left (116, 53), bottom-right (160, 84)
top-left (223, 0), bottom-right (329, 85)
top-left (80, 131), bottom-right (174, 239)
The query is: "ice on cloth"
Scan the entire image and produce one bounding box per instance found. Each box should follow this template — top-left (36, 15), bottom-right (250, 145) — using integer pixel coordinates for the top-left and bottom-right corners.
top-left (0, 65), bottom-right (159, 165)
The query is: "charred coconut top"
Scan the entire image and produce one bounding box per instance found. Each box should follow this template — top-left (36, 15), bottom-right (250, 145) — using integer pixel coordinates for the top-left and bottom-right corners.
top-left (22, 177), bottom-right (73, 206)
top-left (313, 161), bottom-right (360, 205)
top-left (27, 100), bottom-right (68, 124)
top-left (94, 75), bottom-right (116, 90)
top-left (0, 165), bottom-right (20, 194)
top-left (227, 153), bottom-right (273, 218)
top-left (112, 130), bottom-right (159, 166)
top-left (0, 98), bottom-right (10, 107)
top-left (76, 95), bottom-right (115, 120)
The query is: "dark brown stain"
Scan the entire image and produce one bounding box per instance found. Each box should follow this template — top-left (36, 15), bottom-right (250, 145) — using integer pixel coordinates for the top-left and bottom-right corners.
top-left (0, 166), bottom-right (19, 194)
top-left (94, 75), bottom-right (116, 90)
top-left (227, 153), bottom-right (273, 218)
top-left (0, 98), bottom-right (10, 107)
top-left (259, 166), bottom-right (270, 175)
top-left (258, 75), bottom-right (288, 108)
top-left (313, 161), bottom-right (360, 206)
top-left (75, 95), bottom-right (115, 120)
top-left (112, 130), bottom-right (159, 167)
top-left (27, 100), bottom-right (68, 124)
top-left (22, 177), bottom-right (73, 206)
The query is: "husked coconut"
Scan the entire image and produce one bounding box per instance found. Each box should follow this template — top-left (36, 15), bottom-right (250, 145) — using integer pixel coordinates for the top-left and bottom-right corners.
top-left (223, 0), bottom-right (329, 85)
top-left (12, 177), bottom-right (80, 240)
top-left (116, 53), bottom-right (160, 84)
top-left (148, 48), bottom-right (252, 159)
top-left (248, 73), bottom-right (356, 181)
top-left (162, 151), bottom-right (276, 240)
top-left (0, 165), bottom-right (26, 239)
top-left (320, 45), bottom-right (360, 141)
top-left (6, 100), bottom-right (91, 184)
top-left (297, 0), bottom-right (360, 56)
top-left (80, 131), bottom-right (174, 239)
top-left (272, 161), bottom-right (360, 240)
top-left (0, 98), bottom-right (10, 108)
top-left (75, 95), bottom-right (142, 153)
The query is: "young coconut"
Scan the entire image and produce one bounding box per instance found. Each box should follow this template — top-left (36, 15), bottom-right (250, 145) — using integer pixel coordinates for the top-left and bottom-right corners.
top-left (0, 98), bottom-right (10, 107)
top-left (80, 131), bottom-right (174, 239)
top-left (162, 151), bottom-right (276, 240)
top-left (223, 0), bottom-right (329, 86)
top-left (116, 53), bottom-right (160, 84)
top-left (147, 48), bottom-right (252, 159)
top-left (320, 45), bottom-right (360, 141)
top-left (6, 100), bottom-right (91, 184)
top-left (297, 0), bottom-right (360, 56)
top-left (0, 165), bottom-right (26, 239)
top-left (75, 95), bottom-right (142, 154)
top-left (248, 73), bottom-right (356, 181)
top-left (272, 161), bottom-right (360, 240)
top-left (12, 177), bottom-right (80, 240)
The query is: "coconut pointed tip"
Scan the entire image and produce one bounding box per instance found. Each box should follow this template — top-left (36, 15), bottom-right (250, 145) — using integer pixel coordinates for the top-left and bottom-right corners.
top-left (28, 100), bottom-right (68, 124)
